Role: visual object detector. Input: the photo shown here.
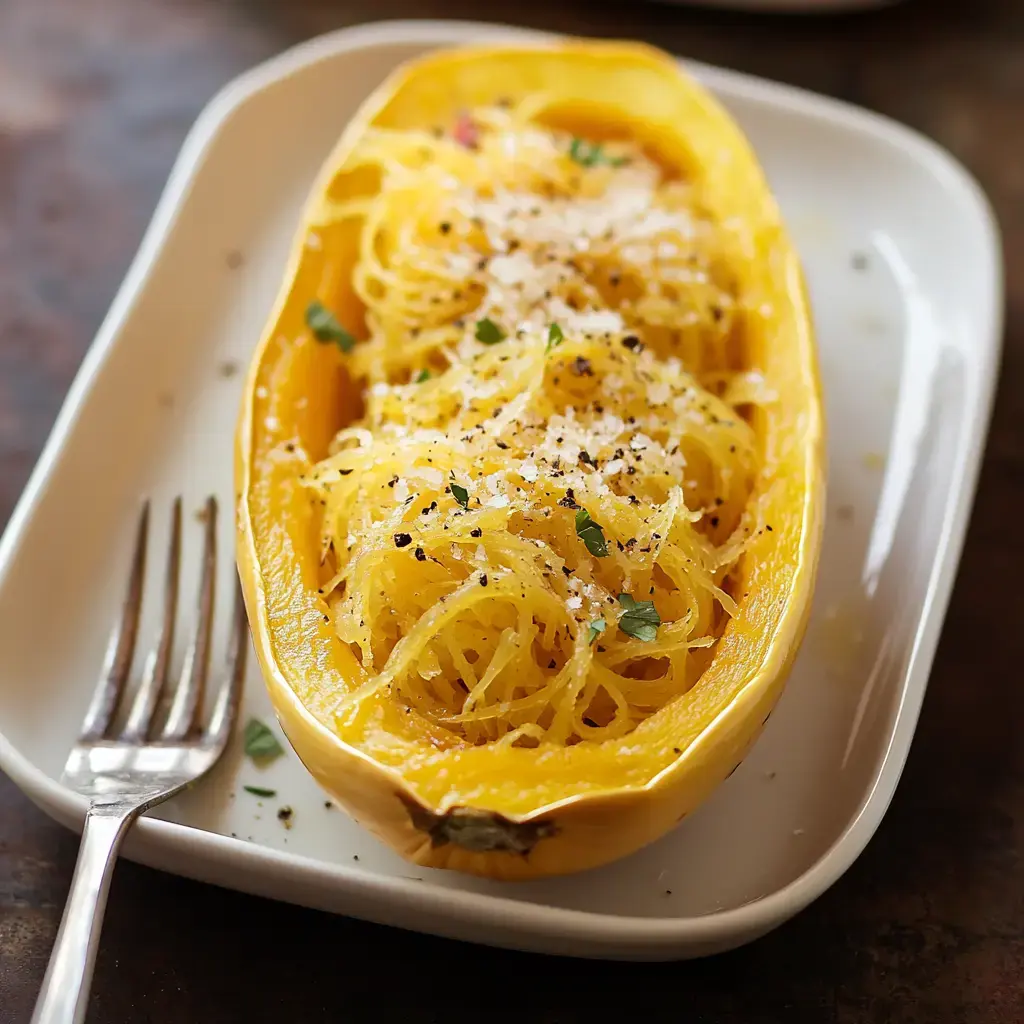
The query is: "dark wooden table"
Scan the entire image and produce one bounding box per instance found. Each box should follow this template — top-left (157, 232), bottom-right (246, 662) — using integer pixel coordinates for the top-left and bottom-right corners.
top-left (1, 0), bottom-right (1022, 1020)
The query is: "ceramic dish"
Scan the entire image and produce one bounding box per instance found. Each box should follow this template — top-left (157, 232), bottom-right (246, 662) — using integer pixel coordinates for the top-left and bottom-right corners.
top-left (0, 20), bottom-right (1001, 960)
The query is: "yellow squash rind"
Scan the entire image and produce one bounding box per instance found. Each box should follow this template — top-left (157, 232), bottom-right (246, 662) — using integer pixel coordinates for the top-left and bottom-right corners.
top-left (236, 38), bottom-right (825, 880)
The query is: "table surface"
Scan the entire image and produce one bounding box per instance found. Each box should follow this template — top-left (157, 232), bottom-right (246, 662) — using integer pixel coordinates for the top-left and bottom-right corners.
top-left (1, 0), bottom-right (1022, 1021)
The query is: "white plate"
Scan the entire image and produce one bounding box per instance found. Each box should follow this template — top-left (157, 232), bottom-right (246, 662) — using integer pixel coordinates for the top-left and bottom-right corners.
top-left (0, 20), bottom-right (1002, 960)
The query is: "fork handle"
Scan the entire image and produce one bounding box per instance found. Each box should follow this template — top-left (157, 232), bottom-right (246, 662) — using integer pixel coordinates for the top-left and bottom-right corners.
top-left (31, 807), bottom-right (137, 1024)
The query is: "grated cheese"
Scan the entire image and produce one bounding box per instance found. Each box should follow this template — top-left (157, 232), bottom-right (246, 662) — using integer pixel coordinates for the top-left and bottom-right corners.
top-left (304, 100), bottom-right (762, 746)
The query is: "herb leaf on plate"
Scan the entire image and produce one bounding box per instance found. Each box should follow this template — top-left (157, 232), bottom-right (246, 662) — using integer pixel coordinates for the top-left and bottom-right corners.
top-left (243, 785), bottom-right (277, 798)
top-left (243, 717), bottom-right (284, 762)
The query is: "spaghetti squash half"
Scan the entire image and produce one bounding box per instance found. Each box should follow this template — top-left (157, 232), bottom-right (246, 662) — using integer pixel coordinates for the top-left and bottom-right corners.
top-left (236, 39), bottom-right (824, 878)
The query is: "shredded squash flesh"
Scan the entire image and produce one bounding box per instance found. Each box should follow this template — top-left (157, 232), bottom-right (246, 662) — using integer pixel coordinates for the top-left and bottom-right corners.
top-left (305, 100), bottom-right (771, 746)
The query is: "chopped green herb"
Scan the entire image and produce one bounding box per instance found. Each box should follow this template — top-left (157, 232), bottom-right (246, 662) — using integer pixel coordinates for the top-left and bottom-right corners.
top-left (451, 481), bottom-right (470, 510)
top-left (243, 717), bottom-right (285, 761)
top-left (414, 368), bottom-right (431, 383)
top-left (617, 593), bottom-right (661, 642)
top-left (305, 299), bottom-right (355, 352)
top-left (242, 785), bottom-right (277, 798)
top-left (575, 507), bottom-right (609, 558)
top-left (586, 619), bottom-right (606, 645)
top-left (546, 323), bottom-right (564, 352)
top-left (568, 137), bottom-right (630, 169)
top-left (475, 317), bottom-right (506, 344)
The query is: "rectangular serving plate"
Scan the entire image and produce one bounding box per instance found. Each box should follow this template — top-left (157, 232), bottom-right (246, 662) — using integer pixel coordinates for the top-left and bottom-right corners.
top-left (0, 20), bottom-right (1001, 960)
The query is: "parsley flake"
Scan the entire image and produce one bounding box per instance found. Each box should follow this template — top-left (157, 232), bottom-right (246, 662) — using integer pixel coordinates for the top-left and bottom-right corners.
top-left (568, 137), bottom-right (630, 169)
top-left (414, 368), bottom-right (430, 383)
top-left (546, 323), bottom-right (564, 352)
top-left (617, 593), bottom-right (661, 642)
top-left (305, 299), bottom-right (355, 353)
top-left (475, 318), bottom-right (506, 344)
top-left (575, 507), bottom-right (609, 558)
top-left (450, 476), bottom-right (470, 510)
top-left (242, 785), bottom-right (277, 798)
top-left (243, 718), bottom-right (284, 762)
top-left (586, 619), bottom-right (606, 645)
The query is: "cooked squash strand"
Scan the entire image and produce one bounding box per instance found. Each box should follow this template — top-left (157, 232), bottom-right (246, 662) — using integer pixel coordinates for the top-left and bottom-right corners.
top-left (308, 103), bottom-right (763, 744)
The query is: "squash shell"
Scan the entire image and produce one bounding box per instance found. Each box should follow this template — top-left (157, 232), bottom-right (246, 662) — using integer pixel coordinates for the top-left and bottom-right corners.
top-left (236, 39), bottom-right (825, 879)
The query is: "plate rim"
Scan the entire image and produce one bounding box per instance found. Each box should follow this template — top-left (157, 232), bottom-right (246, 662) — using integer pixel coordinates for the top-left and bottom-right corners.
top-left (0, 18), bottom-right (1004, 958)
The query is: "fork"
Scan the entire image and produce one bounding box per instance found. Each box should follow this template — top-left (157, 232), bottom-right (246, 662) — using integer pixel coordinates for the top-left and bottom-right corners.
top-left (31, 495), bottom-right (248, 1024)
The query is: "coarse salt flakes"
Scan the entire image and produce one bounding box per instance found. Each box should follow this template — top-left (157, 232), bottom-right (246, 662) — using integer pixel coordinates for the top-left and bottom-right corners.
top-left (484, 471), bottom-right (506, 493)
top-left (564, 309), bottom-right (624, 334)
top-left (446, 252), bottom-right (478, 276)
top-left (648, 382), bottom-right (671, 406)
top-left (566, 595), bottom-right (583, 610)
top-left (488, 250), bottom-right (534, 286)
top-left (416, 467), bottom-right (443, 488)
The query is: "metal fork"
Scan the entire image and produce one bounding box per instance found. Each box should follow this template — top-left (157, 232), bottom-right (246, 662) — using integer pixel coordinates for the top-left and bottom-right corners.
top-left (31, 495), bottom-right (248, 1024)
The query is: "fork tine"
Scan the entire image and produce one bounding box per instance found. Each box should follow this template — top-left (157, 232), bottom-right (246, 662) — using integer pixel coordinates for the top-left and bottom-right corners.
top-left (206, 572), bottom-right (249, 747)
top-left (122, 496), bottom-right (182, 742)
top-left (161, 496), bottom-right (216, 741)
top-left (80, 500), bottom-right (149, 740)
